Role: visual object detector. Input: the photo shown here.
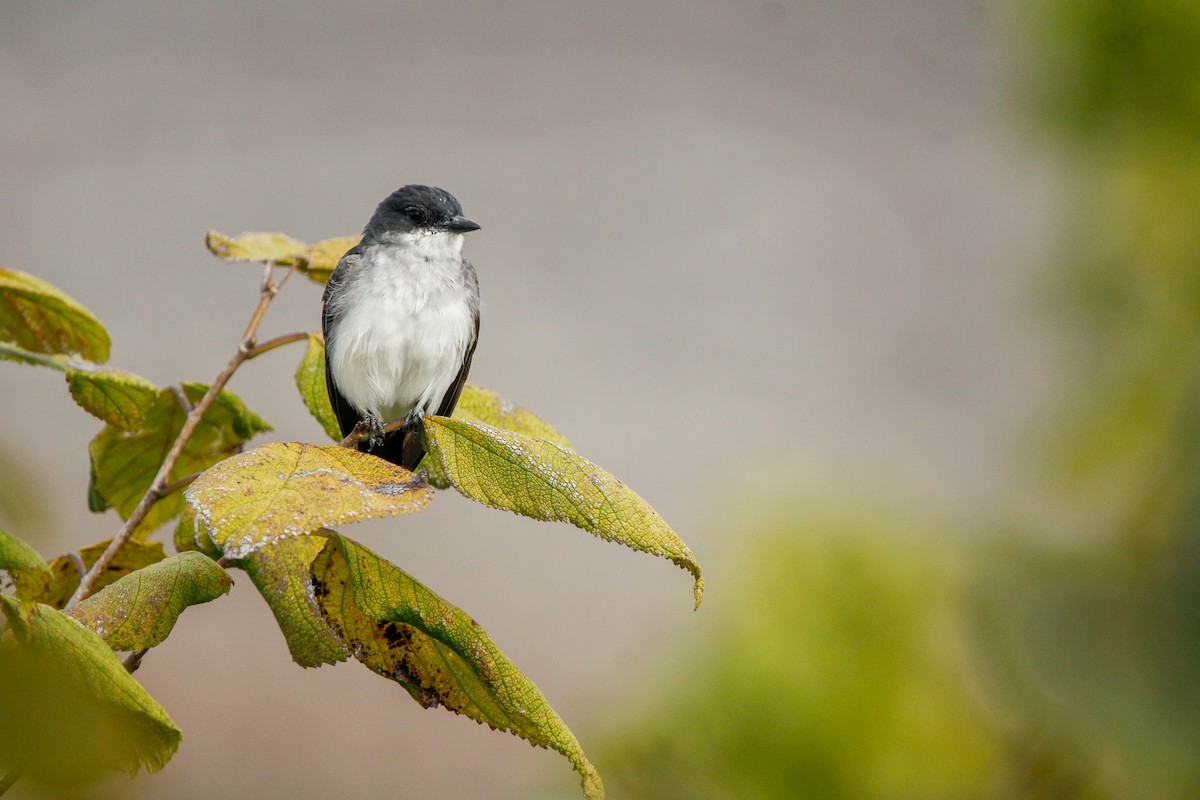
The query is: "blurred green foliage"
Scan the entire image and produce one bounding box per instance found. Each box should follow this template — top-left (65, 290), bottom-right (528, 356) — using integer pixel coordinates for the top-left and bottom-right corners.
top-left (598, 504), bottom-right (999, 800)
top-left (590, 1), bottom-right (1200, 797)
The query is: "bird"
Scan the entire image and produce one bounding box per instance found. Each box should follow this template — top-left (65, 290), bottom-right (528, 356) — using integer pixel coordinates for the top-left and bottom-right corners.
top-left (321, 184), bottom-right (481, 470)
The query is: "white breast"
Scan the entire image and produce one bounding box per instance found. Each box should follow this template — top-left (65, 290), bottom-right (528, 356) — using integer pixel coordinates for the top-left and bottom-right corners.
top-left (326, 231), bottom-right (474, 423)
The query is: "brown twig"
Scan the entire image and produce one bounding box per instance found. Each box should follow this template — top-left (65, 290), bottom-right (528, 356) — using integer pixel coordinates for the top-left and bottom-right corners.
top-left (245, 331), bottom-right (309, 360)
top-left (66, 262), bottom-right (295, 608)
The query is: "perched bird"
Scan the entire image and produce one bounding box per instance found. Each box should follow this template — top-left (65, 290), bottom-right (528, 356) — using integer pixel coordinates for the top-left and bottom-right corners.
top-left (322, 185), bottom-right (481, 469)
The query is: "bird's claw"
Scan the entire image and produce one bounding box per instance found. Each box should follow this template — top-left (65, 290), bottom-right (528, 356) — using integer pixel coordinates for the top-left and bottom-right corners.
top-left (365, 413), bottom-right (386, 448)
top-left (402, 408), bottom-right (425, 433)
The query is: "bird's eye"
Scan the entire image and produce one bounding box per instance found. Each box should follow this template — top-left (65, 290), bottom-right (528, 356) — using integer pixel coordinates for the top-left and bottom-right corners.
top-left (403, 207), bottom-right (425, 224)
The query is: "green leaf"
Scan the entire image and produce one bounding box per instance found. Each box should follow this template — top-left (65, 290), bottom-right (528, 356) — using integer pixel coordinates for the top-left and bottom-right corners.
top-left (67, 368), bottom-right (158, 431)
top-left (0, 597), bottom-right (181, 789)
top-left (0, 267), bottom-right (110, 362)
top-left (311, 533), bottom-right (603, 800)
top-left (204, 231), bottom-right (359, 285)
top-left (64, 552), bottom-right (231, 650)
top-left (0, 527), bottom-right (51, 601)
top-left (88, 383), bottom-right (271, 537)
top-left (423, 416), bottom-right (703, 608)
top-left (234, 533), bottom-right (349, 667)
top-left (44, 540), bottom-right (167, 610)
top-left (184, 442), bottom-right (431, 559)
top-left (455, 384), bottom-right (572, 448)
top-left (295, 332), bottom-right (341, 441)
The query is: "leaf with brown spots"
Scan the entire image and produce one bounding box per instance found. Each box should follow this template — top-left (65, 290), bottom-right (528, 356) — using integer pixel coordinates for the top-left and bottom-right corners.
top-left (65, 552), bottom-right (231, 650)
top-left (422, 416), bottom-right (703, 608)
top-left (310, 533), bottom-right (603, 799)
top-left (184, 443), bottom-right (431, 559)
top-left (233, 532), bottom-right (349, 667)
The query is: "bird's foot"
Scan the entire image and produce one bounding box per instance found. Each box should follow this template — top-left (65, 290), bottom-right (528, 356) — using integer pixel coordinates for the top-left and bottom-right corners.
top-left (365, 413), bottom-right (386, 448)
top-left (402, 408), bottom-right (425, 433)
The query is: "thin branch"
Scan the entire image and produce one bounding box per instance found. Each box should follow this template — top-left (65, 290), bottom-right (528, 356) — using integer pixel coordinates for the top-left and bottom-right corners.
top-left (245, 330), bottom-right (309, 360)
top-left (66, 263), bottom-right (296, 608)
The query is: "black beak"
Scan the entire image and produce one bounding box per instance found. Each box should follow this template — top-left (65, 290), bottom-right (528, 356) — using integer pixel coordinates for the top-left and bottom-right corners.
top-left (443, 215), bottom-right (481, 233)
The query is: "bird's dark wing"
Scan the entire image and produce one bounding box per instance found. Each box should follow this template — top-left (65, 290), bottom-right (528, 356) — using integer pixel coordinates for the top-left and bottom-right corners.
top-left (434, 264), bottom-right (480, 419)
top-left (322, 244), bottom-right (367, 443)
top-left (401, 260), bottom-right (481, 469)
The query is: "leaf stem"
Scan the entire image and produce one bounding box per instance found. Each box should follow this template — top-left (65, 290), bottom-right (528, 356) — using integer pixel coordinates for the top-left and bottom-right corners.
top-left (66, 262), bottom-right (296, 608)
top-left (160, 472), bottom-right (201, 497)
top-left (169, 384), bottom-right (193, 414)
top-left (0, 341), bottom-right (73, 371)
top-left (122, 647), bottom-right (150, 674)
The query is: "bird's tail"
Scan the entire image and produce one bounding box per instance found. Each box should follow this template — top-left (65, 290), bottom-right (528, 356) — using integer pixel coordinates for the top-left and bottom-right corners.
top-left (361, 428), bottom-right (425, 471)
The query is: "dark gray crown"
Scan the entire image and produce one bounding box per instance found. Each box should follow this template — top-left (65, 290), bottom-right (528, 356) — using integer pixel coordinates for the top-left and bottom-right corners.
top-left (367, 185), bottom-right (466, 234)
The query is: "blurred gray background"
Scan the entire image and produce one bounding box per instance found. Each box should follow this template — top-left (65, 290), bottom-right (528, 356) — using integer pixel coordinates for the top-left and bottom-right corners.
top-left (1, 2), bottom-right (1053, 797)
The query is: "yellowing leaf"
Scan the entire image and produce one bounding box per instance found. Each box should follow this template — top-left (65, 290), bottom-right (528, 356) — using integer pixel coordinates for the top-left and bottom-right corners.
top-left (423, 417), bottom-right (703, 608)
top-left (0, 527), bottom-right (51, 601)
top-left (0, 267), bottom-right (110, 362)
top-left (88, 383), bottom-right (271, 538)
top-left (65, 553), bottom-right (231, 650)
top-left (235, 533), bottom-right (348, 667)
top-left (455, 384), bottom-right (571, 447)
top-left (44, 540), bottom-right (167, 610)
top-left (311, 533), bottom-right (603, 800)
top-left (420, 384), bottom-right (574, 488)
top-left (295, 332), bottom-right (341, 441)
top-left (67, 369), bottom-right (158, 431)
top-left (184, 442), bottom-right (431, 560)
top-left (0, 597), bottom-right (181, 789)
top-left (204, 231), bottom-right (306, 264)
top-left (301, 235), bottom-right (360, 285)
top-left (204, 231), bottom-right (359, 285)
top-left (173, 505), bottom-right (222, 560)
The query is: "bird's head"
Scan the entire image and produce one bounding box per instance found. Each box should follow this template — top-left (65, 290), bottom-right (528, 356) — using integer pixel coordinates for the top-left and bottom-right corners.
top-left (366, 185), bottom-right (480, 241)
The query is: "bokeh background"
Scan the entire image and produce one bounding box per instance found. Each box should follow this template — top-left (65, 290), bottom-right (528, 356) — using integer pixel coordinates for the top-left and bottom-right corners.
top-left (2, 1), bottom-right (1197, 797)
